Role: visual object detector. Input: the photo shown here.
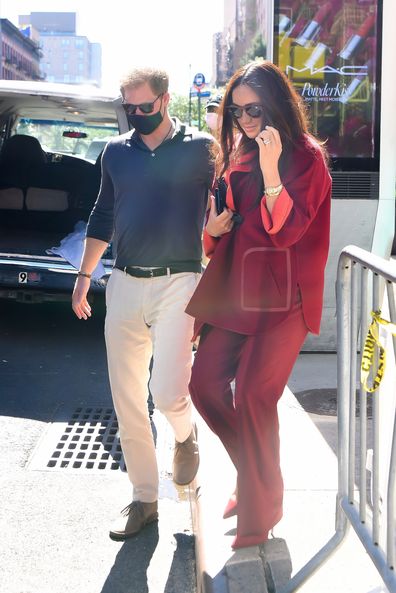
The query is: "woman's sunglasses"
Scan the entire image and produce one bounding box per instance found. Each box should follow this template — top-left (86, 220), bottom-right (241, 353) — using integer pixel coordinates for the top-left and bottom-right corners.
top-left (122, 93), bottom-right (163, 116)
top-left (227, 103), bottom-right (264, 119)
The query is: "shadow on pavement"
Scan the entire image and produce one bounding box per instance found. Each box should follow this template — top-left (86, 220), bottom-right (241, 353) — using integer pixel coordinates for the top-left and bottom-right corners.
top-left (0, 300), bottom-right (110, 421)
top-left (0, 300), bottom-right (156, 423)
top-left (294, 388), bottom-right (373, 459)
top-left (101, 522), bottom-right (160, 593)
top-left (0, 299), bottom-right (158, 480)
top-left (163, 533), bottom-right (196, 593)
top-left (100, 527), bottom-right (195, 593)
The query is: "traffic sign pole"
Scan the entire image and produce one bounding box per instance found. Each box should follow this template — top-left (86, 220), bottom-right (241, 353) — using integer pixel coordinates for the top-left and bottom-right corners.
top-left (198, 89), bottom-right (201, 131)
top-left (189, 87), bottom-right (192, 126)
top-left (191, 72), bottom-right (209, 129)
top-left (188, 64), bottom-right (192, 126)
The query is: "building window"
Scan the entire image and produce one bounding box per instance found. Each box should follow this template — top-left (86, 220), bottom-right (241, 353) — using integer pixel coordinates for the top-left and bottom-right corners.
top-left (75, 39), bottom-right (84, 48)
top-left (64, 63), bottom-right (68, 71)
top-left (78, 63), bottom-right (84, 72)
top-left (63, 51), bottom-right (69, 59)
top-left (79, 51), bottom-right (84, 59)
top-left (61, 39), bottom-right (70, 47)
top-left (64, 74), bottom-right (70, 83)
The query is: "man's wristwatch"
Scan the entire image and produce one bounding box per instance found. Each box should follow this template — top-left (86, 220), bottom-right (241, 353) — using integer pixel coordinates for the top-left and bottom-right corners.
top-left (77, 271), bottom-right (92, 279)
top-left (265, 183), bottom-right (283, 197)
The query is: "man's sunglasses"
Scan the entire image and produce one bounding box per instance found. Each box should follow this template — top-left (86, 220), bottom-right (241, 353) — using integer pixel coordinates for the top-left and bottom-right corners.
top-left (227, 103), bottom-right (264, 119)
top-left (122, 93), bottom-right (163, 116)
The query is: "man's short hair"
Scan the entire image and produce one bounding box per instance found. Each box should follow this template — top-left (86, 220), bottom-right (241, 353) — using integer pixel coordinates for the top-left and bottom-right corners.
top-left (120, 67), bottom-right (169, 97)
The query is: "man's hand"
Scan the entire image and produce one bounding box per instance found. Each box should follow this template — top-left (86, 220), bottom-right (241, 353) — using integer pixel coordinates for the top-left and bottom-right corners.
top-left (72, 276), bottom-right (92, 320)
top-left (205, 195), bottom-right (234, 238)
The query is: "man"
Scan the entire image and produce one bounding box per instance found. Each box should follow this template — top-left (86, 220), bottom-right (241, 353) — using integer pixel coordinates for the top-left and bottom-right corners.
top-left (204, 94), bottom-right (223, 136)
top-left (72, 67), bottom-right (214, 540)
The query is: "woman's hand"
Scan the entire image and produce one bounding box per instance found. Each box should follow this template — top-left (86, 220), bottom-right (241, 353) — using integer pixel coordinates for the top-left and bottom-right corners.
top-left (255, 126), bottom-right (283, 187)
top-left (205, 196), bottom-right (234, 238)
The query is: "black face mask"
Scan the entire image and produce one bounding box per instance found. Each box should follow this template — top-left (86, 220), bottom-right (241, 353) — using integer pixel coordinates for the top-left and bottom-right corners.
top-left (127, 109), bottom-right (163, 135)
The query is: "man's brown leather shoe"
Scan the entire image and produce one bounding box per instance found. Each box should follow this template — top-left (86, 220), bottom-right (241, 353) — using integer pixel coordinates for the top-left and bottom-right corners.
top-left (109, 500), bottom-right (158, 541)
top-left (173, 423), bottom-right (199, 485)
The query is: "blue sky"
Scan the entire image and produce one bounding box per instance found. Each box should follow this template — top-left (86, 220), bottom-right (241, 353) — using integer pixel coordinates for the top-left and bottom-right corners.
top-left (0, 0), bottom-right (224, 94)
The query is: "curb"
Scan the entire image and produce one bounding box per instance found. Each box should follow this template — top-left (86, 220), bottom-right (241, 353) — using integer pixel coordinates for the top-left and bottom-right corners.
top-left (190, 414), bottom-right (293, 593)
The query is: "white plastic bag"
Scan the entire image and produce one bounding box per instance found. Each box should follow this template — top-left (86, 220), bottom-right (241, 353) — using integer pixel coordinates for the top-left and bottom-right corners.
top-left (46, 220), bottom-right (106, 280)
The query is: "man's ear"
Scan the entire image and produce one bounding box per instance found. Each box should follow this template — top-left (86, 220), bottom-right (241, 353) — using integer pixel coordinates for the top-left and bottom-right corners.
top-left (162, 92), bottom-right (171, 108)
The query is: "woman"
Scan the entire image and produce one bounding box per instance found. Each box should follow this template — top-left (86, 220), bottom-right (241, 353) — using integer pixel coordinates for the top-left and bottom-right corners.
top-left (185, 60), bottom-right (332, 549)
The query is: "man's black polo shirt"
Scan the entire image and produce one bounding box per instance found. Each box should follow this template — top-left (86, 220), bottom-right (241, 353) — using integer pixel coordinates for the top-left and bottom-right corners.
top-left (86, 119), bottom-right (214, 269)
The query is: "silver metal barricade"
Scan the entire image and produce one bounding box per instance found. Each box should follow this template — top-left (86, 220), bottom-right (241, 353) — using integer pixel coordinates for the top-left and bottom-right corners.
top-left (280, 245), bottom-right (396, 593)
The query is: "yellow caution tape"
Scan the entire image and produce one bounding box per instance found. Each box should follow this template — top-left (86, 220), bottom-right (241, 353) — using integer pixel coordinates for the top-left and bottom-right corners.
top-left (361, 310), bottom-right (396, 393)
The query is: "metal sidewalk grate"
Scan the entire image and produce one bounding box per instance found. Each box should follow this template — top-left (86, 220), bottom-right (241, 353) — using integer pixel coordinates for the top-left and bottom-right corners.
top-left (29, 406), bottom-right (127, 473)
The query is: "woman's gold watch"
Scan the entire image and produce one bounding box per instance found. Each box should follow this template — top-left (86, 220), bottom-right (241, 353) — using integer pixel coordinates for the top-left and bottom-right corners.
top-left (265, 183), bottom-right (283, 197)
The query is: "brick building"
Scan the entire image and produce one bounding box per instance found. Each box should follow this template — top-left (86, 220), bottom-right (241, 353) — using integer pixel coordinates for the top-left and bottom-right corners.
top-left (0, 19), bottom-right (41, 81)
top-left (213, 0), bottom-right (269, 86)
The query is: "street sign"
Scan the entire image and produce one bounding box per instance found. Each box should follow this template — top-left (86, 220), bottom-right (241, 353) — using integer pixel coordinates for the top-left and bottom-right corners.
top-left (190, 88), bottom-right (211, 98)
top-left (193, 72), bottom-right (205, 88)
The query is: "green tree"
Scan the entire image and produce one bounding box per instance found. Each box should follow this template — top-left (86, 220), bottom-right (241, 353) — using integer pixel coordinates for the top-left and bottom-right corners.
top-left (169, 93), bottom-right (208, 131)
top-left (242, 33), bottom-right (267, 65)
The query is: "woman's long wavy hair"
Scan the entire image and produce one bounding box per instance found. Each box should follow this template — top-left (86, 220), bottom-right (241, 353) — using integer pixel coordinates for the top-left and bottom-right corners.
top-left (216, 60), bottom-right (321, 178)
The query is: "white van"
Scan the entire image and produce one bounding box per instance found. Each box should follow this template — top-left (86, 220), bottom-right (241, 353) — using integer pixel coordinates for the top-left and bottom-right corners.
top-left (0, 80), bottom-right (127, 303)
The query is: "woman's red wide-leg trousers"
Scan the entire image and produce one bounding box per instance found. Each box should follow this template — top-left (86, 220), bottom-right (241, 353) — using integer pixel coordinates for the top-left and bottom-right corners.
top-left (189, 303), bottom-right (308, 548)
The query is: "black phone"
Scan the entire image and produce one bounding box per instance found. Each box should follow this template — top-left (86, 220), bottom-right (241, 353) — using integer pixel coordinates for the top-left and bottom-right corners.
top-left (214, 177), bottom-right (228, 215)
top-left (214, 188), bottom-right (225, 215)
top-left (214, 177), bottom-right (244, 225)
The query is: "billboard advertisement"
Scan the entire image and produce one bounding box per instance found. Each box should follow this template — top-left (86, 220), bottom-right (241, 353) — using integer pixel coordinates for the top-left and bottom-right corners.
top-left (274, 0), bottom-right (380, 163)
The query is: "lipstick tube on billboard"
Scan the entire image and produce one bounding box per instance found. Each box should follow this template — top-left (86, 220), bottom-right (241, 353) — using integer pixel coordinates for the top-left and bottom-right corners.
top-left (338, 61), bottom-right (371, 104)
top-left (339, 13), bottom-right (376, 60)
top-left (278, 14), bottom-right (291, 34)
top-left (278, 0), bottom-right (302, 34)
top-left (280, 15), bottom-right (307, 46)
top-left (288, 17), bottom-right (308, 39)
top-left (304, 42), bottom-right (330, 70)
top-left (296, 2), bottom-right (333, 47)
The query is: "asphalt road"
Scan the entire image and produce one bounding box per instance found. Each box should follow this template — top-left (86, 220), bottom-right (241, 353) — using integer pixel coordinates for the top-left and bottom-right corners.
top-left (0, 299), bottom-right (195, 593)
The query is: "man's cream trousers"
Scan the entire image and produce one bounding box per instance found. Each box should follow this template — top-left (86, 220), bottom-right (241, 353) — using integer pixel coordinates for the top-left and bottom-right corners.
top-left (104, 268), bottom-right (200, 502)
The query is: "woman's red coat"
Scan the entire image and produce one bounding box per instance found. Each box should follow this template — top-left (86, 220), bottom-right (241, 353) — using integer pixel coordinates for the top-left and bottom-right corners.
top-left (186, 135), bottom-right (332, 337)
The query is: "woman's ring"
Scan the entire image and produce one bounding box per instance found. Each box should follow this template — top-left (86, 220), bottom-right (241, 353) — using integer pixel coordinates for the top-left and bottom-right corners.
top-left (263, 138), bottom-right (271, 145)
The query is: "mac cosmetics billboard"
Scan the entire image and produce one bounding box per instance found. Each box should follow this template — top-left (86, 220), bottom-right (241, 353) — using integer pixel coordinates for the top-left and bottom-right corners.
top-left (274, 0), bottom-right (380, 166)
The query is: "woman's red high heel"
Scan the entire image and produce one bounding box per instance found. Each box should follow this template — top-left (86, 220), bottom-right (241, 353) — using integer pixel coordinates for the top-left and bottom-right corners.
top-left (223, 493), bottom-right (238, 519)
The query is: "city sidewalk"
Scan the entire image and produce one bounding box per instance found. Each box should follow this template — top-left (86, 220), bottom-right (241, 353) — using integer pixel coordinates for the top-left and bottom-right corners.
top-left (0, 335), bottom-right (389, 592)
top-left (192, 353), bottom-right (388, 593)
